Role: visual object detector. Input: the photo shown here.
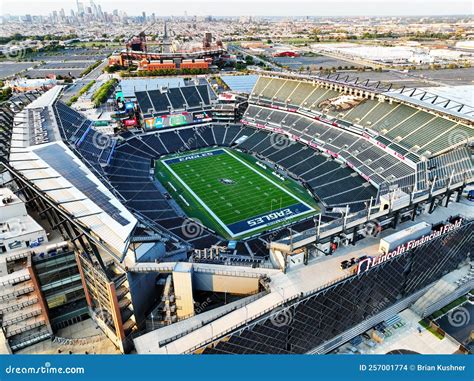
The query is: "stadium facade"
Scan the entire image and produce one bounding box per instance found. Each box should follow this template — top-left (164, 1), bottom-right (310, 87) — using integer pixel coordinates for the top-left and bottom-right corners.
top-left (0, 72), bottom-right (473, 354)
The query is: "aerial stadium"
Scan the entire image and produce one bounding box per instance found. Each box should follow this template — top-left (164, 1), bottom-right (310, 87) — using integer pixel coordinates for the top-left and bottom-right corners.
top-left (0, 71), bottom-right (473, 355)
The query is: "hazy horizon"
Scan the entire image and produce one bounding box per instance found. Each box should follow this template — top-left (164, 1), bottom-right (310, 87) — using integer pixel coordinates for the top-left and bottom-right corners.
top-left (1, 0), bottom-right (473, 17)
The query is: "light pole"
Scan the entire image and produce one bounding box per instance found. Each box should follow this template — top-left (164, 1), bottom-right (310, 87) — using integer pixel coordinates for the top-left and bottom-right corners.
top-left (280, 287), bottom-right (285, 300)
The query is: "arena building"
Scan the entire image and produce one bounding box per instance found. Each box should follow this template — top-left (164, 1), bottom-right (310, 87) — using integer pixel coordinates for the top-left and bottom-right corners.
top-left (0, 72), bottom-right (472, 354)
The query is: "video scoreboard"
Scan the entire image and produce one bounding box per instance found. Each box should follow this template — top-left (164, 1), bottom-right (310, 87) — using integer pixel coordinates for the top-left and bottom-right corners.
top-left (144, 111), bottom-right (212, 130)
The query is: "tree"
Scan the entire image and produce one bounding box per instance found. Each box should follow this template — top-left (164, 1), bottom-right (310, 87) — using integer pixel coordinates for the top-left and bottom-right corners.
top-left (0, 87), bottom-right (12, 102)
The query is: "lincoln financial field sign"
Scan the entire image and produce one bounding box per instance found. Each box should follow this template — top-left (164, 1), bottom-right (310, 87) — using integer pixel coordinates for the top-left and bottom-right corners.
top-left (357, 218), bottom-right (463, 275)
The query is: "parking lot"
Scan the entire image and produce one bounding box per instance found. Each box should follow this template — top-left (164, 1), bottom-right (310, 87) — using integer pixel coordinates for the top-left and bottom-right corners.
top-left (1, 47), bottom-right (113, 79)
top-left (272, 54), bottom-right (363, 70)
top-left (0, 62), bottom-right (35, 79)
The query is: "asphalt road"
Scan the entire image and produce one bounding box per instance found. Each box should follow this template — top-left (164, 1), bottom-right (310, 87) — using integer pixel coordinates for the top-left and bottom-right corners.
top-left (61, 59), bottom-right (109, 102)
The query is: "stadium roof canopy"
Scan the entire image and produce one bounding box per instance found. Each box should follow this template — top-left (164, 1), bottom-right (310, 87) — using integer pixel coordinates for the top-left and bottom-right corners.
top-left (8, 87), bottom-right (138, 258)
top-left (384, 85), bottom-right (474, 122)
top-left (9, 141), bottom-right (137, 255)
top-left (221, 75), bottom-right (259, 93)
top-left (25, 85), bottom-right (63, 109)
top-left (120, 78), bottom-right (186, 98)
top-left (419, 86), bottom-right (474, 108)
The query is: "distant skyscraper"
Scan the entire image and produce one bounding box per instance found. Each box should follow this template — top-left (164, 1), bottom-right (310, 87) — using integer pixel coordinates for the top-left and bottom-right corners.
top-left (77, 0), bottom-right (84, 15)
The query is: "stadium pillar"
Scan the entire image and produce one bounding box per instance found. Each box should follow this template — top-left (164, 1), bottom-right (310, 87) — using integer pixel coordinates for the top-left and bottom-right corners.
top-left (392, 211), bottom-right (400, 229)
top-left (456, 186), bottom-right (464, 202)
top-left (428, 198), bottom-right (437, 214)
top-left (411, 203), bottom-right (418, 221)
top-left (107, 281), bottom-right (126, 347)
top-left (43, 202), bottom-right (66, 239)
top-left (63, 221), bottom-right (85, 253)
top-left (444, 190), bottom-right (452, 207)
top-left (351, 226), bottom-right (358, 245)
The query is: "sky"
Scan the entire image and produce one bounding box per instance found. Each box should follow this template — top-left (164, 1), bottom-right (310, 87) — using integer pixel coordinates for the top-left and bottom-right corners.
top-left (1, 0), bottom-right (472, 17)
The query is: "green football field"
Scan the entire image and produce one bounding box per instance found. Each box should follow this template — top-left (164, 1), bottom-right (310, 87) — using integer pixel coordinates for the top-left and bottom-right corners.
top-left (155, 148), bottom-right (319, 239)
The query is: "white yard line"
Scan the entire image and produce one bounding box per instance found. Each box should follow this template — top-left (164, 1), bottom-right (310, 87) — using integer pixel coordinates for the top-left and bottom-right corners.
top-left (224, 148), bottom-right (316, 212)
top-left (162, 148), bottom-right (316, 238)
top-left (161, 158), bottom-right (235, 237)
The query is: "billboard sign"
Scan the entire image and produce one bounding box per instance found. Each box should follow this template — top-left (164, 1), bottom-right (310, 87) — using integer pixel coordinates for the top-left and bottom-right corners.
top-left (124, 118), bottom-right (137, 127)
top-left (218, 92), bottom-right (236, 101)
top-left (169, 113), bottom-right (188, 127)
top-left (143, 111), bottom-right (210, 130)
top-left (193, 111), bottom-right (213, 123)
top-left (357, 219), bottom-right (463, 275)
top-left (144, 117), bottom-right (164, 129)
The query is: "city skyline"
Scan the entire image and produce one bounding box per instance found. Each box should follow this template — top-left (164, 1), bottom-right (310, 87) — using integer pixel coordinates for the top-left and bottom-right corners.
top-left (1, 0), bottom-right (473, 17)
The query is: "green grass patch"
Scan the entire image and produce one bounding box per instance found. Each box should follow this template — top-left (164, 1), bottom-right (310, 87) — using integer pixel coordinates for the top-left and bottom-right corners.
top-left (155, 147), bottom-right (319, 239)
top-left (80, 60), bottom-right (102, 77)
top-left (430, 296), bottom-right (468, 319)
top-left (66, 80), bottom-right (96, 106)
top-left (418, 319), bottom-right (445, 340)
top-left (92, 79), bottom-right (117, 107)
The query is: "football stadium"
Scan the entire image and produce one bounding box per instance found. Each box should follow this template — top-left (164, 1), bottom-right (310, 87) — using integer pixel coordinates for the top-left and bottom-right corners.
top-left (0, 71), bottom-right (473, 355)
